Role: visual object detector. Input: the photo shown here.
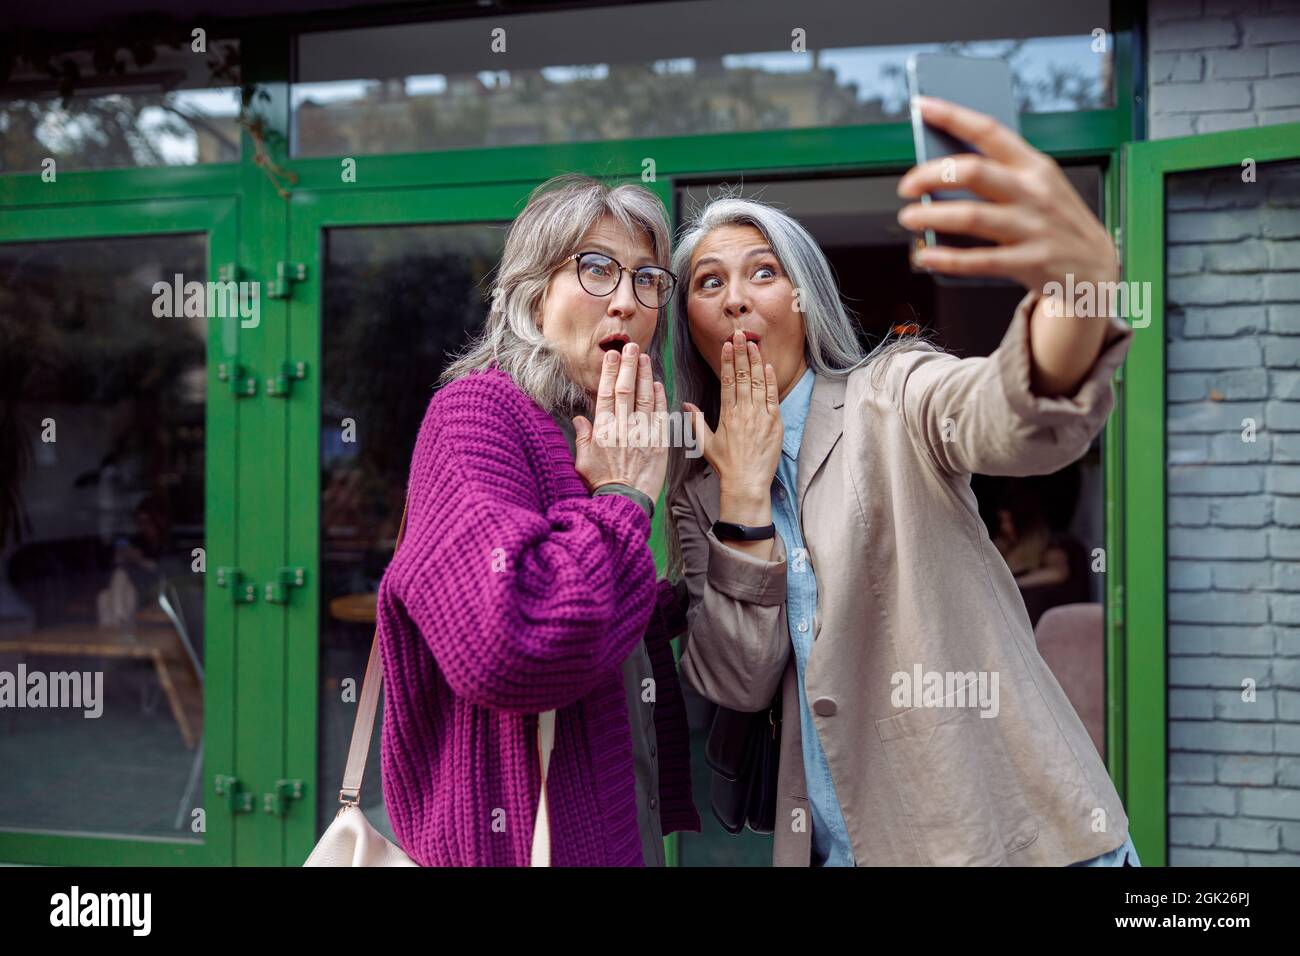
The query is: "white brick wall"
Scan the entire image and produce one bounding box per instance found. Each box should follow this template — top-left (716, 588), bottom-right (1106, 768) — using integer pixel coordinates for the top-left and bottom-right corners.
top-left (1148, 0), bottom-right (1300, 137)
top-left (1162, 155), bottom-right (1300, 867)
top-left (1148, 0), bottom-right (1300, 870)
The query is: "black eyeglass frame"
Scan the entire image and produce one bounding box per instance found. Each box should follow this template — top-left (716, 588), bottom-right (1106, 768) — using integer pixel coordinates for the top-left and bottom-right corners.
top-left (567, 251), bottom-right (678, 310)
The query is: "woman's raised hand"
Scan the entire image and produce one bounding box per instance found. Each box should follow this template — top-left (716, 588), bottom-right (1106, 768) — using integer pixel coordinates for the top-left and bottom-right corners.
top-left (896, 95), bottom-right (1119, 396)
top-left (684, 331), bottom-right (784, 509)
top-left (573, 342), bottom-right (669, 503)
top-left (896, 95), bottom-right (1118, 294)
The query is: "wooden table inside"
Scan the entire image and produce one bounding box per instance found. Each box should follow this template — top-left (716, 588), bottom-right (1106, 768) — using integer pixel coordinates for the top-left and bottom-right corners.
top-left (0, 616), bottom-right (203, 749)
top-left (329, 592), bottom-right (378, 625)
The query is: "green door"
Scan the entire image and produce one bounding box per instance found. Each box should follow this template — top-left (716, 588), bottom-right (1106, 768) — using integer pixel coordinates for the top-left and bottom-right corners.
top-left (0, 197), bottom-right (238, 865)
top-left (281, 178), bottom-right (675, 865)
top-left (1121, 121), bottom-right (1300, 867)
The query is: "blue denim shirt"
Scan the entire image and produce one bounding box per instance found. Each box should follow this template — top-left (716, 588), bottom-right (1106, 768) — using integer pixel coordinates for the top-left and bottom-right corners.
top-left (770, 367), bottom-right (855, 867)
top-left (1071, 832), bottom-right (1141, 866)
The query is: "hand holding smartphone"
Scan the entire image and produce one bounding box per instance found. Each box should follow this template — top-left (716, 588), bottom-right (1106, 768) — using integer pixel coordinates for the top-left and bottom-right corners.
top-left (898, 54), bottom-right (1119, 307)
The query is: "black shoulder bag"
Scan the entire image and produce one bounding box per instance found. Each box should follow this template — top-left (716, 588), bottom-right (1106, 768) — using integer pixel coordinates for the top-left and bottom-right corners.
top-left (704, 693), bottom-right (782, 835)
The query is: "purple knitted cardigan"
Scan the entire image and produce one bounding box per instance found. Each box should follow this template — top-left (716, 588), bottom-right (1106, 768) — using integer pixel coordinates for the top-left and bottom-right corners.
top-left (377, 367), bottom-right (700, 866)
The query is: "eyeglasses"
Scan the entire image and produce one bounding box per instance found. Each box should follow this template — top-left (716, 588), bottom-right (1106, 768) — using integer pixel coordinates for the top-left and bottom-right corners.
top-left (568, 251), bottom-right (678, 310)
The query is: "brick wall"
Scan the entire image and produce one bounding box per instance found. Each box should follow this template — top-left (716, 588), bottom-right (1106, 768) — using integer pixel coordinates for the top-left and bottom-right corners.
top-left (1148, 0), bottom-right (1300, 137)
top-left (1149, 0), bottom-right (1300, 865)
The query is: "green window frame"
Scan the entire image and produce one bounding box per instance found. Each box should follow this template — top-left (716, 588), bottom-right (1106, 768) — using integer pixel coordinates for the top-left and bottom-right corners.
top-left (1121, 120), bottom-right (1300, 869)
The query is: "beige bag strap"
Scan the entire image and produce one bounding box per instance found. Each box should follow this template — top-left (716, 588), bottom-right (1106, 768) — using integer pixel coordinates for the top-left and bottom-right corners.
top-left (530, 710), bottom-right (557, 866)
top-left (338, 492), bottom-right (557, 865)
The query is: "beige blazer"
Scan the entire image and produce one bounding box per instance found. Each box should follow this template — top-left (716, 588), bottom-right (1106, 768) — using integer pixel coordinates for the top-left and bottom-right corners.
top-left (672, 290), bottom-right (1135, 866)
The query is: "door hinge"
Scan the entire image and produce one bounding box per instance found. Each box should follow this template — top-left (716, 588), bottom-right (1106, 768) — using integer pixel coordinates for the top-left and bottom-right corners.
top-left (264, 566), bottom-right (306, 604)
top-left (217, 361), bottom-right (308, 398)
top-left (267, 261), bottom-right (307, 299)
top-left (265, 360), bottom-right (308, 398)
top-left (215, 567), bottom-right (257, 603)
top-left (263, 779), bottom-right (305, 817)
top-left (214, 774), bottom-right (254, 814)
top-left (217, 362), bottom-right (258, 397)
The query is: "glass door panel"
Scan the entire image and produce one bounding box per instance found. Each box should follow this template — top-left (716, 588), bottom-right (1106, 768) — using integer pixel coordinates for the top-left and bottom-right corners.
top-left (284, 183), bottom-right (545, 862)
top-left (0, 198), bottom-right (237, 864)
top-left (316, 221), bottom-right (505, 844)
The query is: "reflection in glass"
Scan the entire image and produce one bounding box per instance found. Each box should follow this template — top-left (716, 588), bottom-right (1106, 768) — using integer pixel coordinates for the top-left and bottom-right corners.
top-left (0, 234), bottom-right (207, 837)
top-left (1, 41), bottom-right (240, 172)
top-left (316, 223), bottom-right (504, 840)
top-left (294, 0), bottom-right (1111, 156)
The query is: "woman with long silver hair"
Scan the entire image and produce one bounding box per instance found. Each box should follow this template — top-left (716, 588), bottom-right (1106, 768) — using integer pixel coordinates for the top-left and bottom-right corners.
top-left (377, 174), bottom-right (699, 866)
top-left (667, 96), bottom-right (1138, 867)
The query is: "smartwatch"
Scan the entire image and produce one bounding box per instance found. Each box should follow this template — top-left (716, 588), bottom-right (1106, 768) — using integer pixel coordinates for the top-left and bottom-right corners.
top-left (712, 519), bottom-right (776, 542)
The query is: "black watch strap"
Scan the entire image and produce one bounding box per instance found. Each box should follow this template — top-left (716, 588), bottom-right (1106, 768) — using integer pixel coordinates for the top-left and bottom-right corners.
top-left (712, 519), bottom-right (776, 541)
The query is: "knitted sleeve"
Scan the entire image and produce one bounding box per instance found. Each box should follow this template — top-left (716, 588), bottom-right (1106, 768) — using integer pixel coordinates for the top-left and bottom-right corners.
top-left (381, 370), bottom-right (659, 714)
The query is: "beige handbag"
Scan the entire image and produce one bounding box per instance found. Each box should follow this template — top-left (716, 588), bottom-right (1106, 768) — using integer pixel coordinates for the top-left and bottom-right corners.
top-left (304, 495), bottom-right (558, 867)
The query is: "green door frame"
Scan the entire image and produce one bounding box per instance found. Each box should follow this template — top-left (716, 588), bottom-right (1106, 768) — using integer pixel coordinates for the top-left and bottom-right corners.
top-left (1121, 120), bottom-right (1300, 869)
top-left (0, 1), bottom-right (1147, 866)
top-left (283, 175), bottom-right (683, 862)
top-left (285, 180), bottom-right (554, 864)
top-left (0, 197), bottom-right (239, 866)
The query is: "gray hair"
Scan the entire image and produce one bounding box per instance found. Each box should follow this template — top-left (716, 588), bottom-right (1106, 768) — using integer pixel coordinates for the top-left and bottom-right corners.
top-left (441, 174), bottom-right (672, 419)
top-left (665, 191), bottom-right (940, 576)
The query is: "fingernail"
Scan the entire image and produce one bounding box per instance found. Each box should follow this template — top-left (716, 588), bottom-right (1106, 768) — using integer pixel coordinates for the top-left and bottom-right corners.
top-left (640, 354), bottom-right (649, 367)
top-left (606, 351), bottom-right (618, 364)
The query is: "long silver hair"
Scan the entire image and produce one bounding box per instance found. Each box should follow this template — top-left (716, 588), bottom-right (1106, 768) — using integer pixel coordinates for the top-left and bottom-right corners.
top-left (665, 192), bottom-right (940, 576)
top-left (441, 174), bottom-right (672, 419)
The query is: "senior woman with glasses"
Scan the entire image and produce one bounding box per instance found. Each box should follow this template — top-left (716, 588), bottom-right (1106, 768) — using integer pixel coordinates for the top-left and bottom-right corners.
top-left (376, 174), bottom-right (699, 866)
top-left (667, 97), bottom-right (1138, 867)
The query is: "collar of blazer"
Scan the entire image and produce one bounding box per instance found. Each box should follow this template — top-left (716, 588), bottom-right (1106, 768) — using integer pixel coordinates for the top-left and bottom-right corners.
top-left (693, 371), bottom-right (849, 523)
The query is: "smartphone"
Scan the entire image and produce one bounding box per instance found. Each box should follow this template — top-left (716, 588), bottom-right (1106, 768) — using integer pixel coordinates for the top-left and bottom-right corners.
top-left (906, 53), bottom-right (1019, 280)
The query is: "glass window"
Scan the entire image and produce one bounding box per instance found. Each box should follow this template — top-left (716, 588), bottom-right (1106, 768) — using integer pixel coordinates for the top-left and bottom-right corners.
top-left (0, 40), bottom-right (240, 172)
top-left (293, 0), bottom-right (1113, 157)
top-left (0, 233), bottom-right (208, 837)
